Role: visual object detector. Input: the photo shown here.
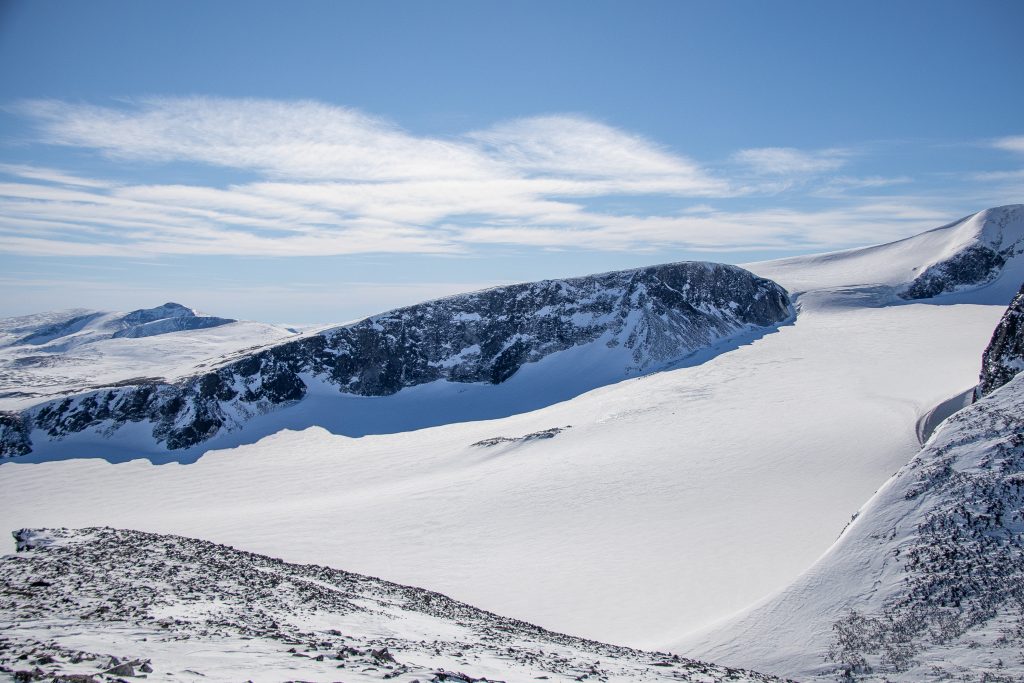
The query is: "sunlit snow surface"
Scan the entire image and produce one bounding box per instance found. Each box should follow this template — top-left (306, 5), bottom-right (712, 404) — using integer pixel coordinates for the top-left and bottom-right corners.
top-left (0, 206), bottom-right (1020, 652)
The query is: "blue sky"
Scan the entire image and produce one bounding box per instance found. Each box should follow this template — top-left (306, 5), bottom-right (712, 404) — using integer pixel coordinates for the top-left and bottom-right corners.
top-left (0, 0), bottom-right (1022, 323)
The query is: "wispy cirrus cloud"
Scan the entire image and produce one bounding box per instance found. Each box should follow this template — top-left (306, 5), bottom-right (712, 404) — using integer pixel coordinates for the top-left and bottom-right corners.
top-left (17, 97), bottom-right (499, 182)
top-left (17, 97), bottom-right (725, 193)
top-left (732, 147), bottom-right (850, 176)
top-left (0, 163), bottom-right (117, 189)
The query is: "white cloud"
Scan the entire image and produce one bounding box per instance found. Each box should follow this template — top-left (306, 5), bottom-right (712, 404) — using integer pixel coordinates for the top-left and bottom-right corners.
top-left (18, 97), bottom-right (500, 182)
top-left (733, 147), bottom-right (849, 175)
top-left (468, 115), bottom-right (727, 193)
top-left (0, 97), bottom-right (960, 259)
top-left (993, 136), bottom-right (1024, 154)
top-left (0, 164), bottom-right (116, 188)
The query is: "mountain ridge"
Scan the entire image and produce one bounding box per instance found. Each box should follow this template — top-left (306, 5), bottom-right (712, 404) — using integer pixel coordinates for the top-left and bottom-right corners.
top-left (748, 204), bottom-right (1024, 307)
top-left (0, 261), bottom-right (791, 458)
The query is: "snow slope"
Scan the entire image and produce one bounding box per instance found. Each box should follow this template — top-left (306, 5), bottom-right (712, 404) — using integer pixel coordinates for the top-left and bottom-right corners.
top-left (0, 527), bottom-right (781, 683)
top-left (749, 204), bottom-right (1024, 305)
top-left (674, 296), bottom-right (1024, 680)
top-left (0, 206), bottom-right (1019, 653)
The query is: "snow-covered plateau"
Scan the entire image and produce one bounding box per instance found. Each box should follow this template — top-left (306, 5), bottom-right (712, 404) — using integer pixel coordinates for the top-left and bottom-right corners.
top-left (1, 204), bottom-right (1023, 681)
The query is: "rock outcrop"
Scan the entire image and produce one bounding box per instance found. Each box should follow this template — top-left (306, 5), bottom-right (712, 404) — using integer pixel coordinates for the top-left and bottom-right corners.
top-left (976, 281), bottom-right (1024, 398)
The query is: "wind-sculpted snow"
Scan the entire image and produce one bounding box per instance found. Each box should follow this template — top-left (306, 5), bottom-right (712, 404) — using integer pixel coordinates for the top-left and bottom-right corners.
top-left (976, 281), bottom-right (1024, 398)
top-left (1, 262), bottom-right (791, 457)
top-left (0, 527), bottom-right (784, 683)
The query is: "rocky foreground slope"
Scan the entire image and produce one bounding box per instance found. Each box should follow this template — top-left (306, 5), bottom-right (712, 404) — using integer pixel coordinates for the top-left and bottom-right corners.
top-left (0, 261), bottom-right (791, 457)
top-left (0, 527), bottom-right (783, 683)
top-left (677, 281), bottom-right (1024, 680)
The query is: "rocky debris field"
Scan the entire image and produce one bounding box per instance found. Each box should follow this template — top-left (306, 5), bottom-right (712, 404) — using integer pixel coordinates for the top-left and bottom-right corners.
top-left (0, 527), bottom-right (784, 683)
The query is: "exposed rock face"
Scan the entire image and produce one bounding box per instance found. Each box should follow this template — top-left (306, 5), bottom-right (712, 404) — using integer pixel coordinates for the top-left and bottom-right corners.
top-left (1, 262), bottom-right (791, 456)
top-left (900, 205), bottom-right (1024, 300)
top-left (976, 281), bottom-right (1024, 398)
top-left (0, 411), bottom-right (31, 457)
top-left (0, 527), bottom-right (782, 682)
top-left (901, 244), bottom-right (1008, 300)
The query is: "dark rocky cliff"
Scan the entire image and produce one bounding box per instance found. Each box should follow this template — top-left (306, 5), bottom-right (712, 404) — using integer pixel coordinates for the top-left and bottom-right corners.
top-left (976, 280), bottom-right (1024, 398)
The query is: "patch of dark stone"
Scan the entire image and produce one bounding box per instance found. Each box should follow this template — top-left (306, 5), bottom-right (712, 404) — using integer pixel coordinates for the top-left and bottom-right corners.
top-left (472, 426), bottom-right (571, 448)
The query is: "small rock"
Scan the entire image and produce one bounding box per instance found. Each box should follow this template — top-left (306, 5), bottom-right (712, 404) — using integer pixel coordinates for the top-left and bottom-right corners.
top-left (103, 662), bottom-right (135, 676)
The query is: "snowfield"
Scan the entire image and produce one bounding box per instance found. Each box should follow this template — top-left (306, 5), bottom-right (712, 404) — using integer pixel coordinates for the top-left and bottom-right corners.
top-left (0, 205), bottom-right (1022, 666)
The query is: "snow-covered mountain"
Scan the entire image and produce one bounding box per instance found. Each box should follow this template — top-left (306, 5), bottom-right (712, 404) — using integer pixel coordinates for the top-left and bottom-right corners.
top-left (0, 262), bottom-right (791, 459)
top-left (2, 302), bottom-right (233, 348)
top-left (675, 282), bottom-right (1024, 680)
top-left (0, 303), bottom-right (294, 412)
top-left (0, 205), bottom-right (1020, 653)
top-left (0, 527), bottom-right (781, 683)
top-left (750, 204), bottom-right (1024, 306)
